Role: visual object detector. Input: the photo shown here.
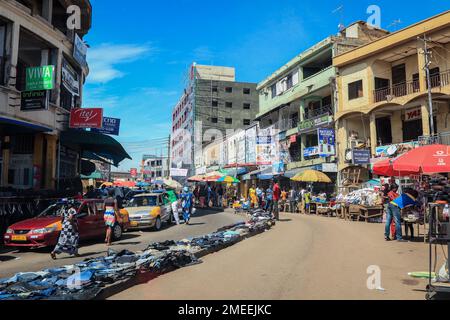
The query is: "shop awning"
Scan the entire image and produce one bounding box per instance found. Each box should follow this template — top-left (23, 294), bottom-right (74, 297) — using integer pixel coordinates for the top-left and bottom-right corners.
top-left (0, 116), bottom-right (52, 134)
top-left (60, 130), bottom-right (132, 167)
top-left (81, 171), bottom-right (103, 180)
top-left (222, 167), bottom-right (248, 177)
top-left (284, 168), bottom-right (305, 178)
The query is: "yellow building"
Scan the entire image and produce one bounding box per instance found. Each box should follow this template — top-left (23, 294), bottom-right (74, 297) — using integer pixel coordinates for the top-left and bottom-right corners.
top-left (334, 10), bottom-right (450, 171)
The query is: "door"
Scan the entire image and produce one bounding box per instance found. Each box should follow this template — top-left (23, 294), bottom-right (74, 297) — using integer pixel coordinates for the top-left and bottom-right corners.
top-left (91, 201), bottom-right (107, 238)
top-left (77, 203), bottom-right (95, 240)
top-left (161, 194), bottom-right (172, 222)
top-left (392, 64), bottom-right (406, 96)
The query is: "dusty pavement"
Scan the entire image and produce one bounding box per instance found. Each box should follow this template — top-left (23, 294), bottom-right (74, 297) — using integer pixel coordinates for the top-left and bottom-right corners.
top-left (0, 209), bottom-right (244, 279)
top-left (110, 212), bottom-right (443, 300)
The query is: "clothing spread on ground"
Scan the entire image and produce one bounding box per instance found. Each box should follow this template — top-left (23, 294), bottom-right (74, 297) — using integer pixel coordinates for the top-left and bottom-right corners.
top-left (0, 209), bottom-right (275, 300)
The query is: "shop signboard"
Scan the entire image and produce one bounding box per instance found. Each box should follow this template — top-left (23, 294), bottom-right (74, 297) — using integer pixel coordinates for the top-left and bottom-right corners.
top-left (92, 117), bottom-right (121, 136)
top-left (299, 114), bottom-right (333, 133)
top-left (130, 168), bottom-right (138, 178)
top-left (318, 128), bottom-right (336, 157)
top-left (256, 126), bottom-right (276, 165)
top-left (170, 168), bottom-right (188, 177)
top-left (245, 126), bottom-right (257, 164)
top-left (26, 65), bottom-right (54, 91)
top-left (62, 58), bottom-right (80, 97)
top-left (375, 141), bottom-right (419, 158)
top-left (21, 90), bottom-right (49, 111)
top-left (304, 146), bottom-right (320, 158)
top-left (322, 163), bottom-right (338, 173)
top-left (352, 149), bottom-right (371, 165)
top-left (73, 34), bottom-right (88, 67)
top-left (69, 108), bottom-right (103, 129)
top-left (404, 106), bottom-right (437, 122)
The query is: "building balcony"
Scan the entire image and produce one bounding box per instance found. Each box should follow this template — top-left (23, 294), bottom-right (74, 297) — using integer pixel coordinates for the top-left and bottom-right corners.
top-left (304, 105), bottom-right (333, 120)
top-left (419, 131), bottom-right (450, 146)
top-left (373, 69), bottom-right (450, 103)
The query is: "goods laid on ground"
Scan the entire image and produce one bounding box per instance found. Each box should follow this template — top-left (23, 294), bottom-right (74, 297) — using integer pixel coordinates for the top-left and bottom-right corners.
top-left (336, 188), bottom-right (382, 207)
top-left (336, 188), bottom-right (383, 222)
top-left (0, 210), bottom-right (274, 300)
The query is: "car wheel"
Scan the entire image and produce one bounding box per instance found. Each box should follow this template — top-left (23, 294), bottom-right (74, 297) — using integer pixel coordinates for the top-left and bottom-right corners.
top-left (154, 217), bottom-right (162, 231)
top-left (112, 223), bottom-right (123, 241)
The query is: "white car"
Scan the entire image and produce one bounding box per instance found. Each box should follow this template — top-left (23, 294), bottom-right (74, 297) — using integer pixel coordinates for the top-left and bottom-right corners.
top-left (122, 193), bottom-right (172, 231)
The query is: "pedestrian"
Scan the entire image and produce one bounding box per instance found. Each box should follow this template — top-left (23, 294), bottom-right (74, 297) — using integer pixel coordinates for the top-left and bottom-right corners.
top-left (114, 186), bottom-right (124, 209)
top-left (84, 186), bottom-right (96, 199)
top-left (256, 186), bottom-right (263, 208)
top-left (289, 188), bottom-right (298, 213)
top-left (167, 189), bottom-right (180, 225)
top-left (265, 184), bottom-right (273, 213)
top-left (385, 186), bottom-right (417, 242)
top-left (249, 185), bottom-right (258, 208)
top-left (100, 185), bottom-right (108, 199)
top-left (304, 190), bottom-right (311, 214)
top-left (217, 185), bottom-right (224, 207)
top-left (104, 189), bottom-right (119, 246)
top-left (387, 183), bottom-right (400, 239)
top-left (281, 188), bottom-right (288, 210)
top-left (272, 180), bottom-right (281, 220)
top-left (180, 186), bottom-right (194, 225)
top-left (51, 200), bottom-right (80, 260)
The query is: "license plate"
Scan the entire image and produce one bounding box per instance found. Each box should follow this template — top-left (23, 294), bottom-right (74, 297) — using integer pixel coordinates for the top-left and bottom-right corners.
top-left (12, 235), bottom-right (27, 241)
top-left (130, 221), bottom-right (139, 227)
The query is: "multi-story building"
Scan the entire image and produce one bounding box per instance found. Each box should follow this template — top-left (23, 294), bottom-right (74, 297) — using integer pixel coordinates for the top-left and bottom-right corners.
top-left (0, 0), bottom-right (92, 190)
top-left (170, 64), bottom-right (259, 177)
top-left (256, 22), bottom-right (388, 181)
top-left (142, 154), bottom-right (169, 181)
top-left (334, 11), bottom-right (450, 173)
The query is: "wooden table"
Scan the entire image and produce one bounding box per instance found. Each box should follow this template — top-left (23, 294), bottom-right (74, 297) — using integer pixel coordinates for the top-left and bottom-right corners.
top-left (347, 204), bottom-right (383, 222)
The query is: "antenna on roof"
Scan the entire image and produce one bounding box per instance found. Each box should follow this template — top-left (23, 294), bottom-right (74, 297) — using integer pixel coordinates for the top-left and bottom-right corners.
top-left (332, 5), bottom-right (345, 33)
top-left (387, 19), bottom-right (402, 31)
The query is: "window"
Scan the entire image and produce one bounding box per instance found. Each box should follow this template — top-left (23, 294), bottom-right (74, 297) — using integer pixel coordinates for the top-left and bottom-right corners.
top-left (225, 118), bottom-right (233, 124)
top-left (243, 103), bottom-right (251, 110)
top-left (225, 87), bottom-right (233, 93)
top-left (211, 117), bottom-right (218, 124)
top-left (271, 84), bottom-right (277, 99)
top-left (0, 20), bottom-right (7, 86)
top-left (225, 102), bottom-right (232, 108)
top-left (212, 99), bottom-right (218, 107)
top-left (212, 86), bottom-right (218, 93)
top-left (286, 74), bottom-right (293, 90)
top-left (348, 80), bottom-right (363, 100)
top-left (243, 88), bottom-right (251, 95)
top-left (243, 119), bottom-right (251, 126)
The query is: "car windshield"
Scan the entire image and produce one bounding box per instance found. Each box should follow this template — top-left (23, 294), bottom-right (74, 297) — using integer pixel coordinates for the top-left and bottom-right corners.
top-left (38, 202), bottom-right (82, 217)
top-left (129, 196), bottom-right (158, 207)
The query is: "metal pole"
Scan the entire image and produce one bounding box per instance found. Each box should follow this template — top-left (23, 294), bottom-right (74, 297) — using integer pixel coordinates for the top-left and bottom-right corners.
top-left (422, 36), bottom-right (435, 137)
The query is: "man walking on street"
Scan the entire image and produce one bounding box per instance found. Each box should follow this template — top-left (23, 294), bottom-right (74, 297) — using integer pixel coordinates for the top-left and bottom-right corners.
top-left (289, 188), bottom-right (298, 213)
top-left (265, 185), bottom-right (273, 213)
top-left (272, 180), bottom-right (281, 221)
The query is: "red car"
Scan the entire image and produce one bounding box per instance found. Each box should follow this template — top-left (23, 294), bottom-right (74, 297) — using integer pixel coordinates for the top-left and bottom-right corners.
top-left (3, 199), bottom-right (130, 248)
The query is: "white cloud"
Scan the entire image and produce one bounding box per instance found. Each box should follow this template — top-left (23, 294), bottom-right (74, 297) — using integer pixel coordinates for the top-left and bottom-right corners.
top-left (87, 43), bottom-right (153, 83)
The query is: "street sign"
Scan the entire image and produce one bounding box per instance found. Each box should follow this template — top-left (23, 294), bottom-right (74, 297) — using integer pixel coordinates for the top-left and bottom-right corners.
top-left (26, 65), bottom-right (54, 91)
top-left (21, 90), bottom-right (49, 111)
top-left (73, 34), bottom-right (88, 67)
top-left (170, 168), bottom-right (188, 177)
top-left (69, 108), bottom-right (103, 129)
top-left (352, 149), bottom-right (371, 165)
top-left (92, 117), bottom-right (121, 136)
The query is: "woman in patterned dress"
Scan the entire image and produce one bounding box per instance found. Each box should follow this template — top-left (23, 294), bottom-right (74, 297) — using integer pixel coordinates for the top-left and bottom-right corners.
top-left (104, 189), bottom-right (118, 246)
top-left (51, 200), bottom-right (79, 260)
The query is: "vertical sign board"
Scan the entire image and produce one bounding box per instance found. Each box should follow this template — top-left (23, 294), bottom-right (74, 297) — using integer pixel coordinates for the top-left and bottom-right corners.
top-left (69, 108), bottom-right (104, 129)
top-left (92, 117), bottom-right (121, 136)
top-left (130, 168), bottom-right (138, 178)
top-left (73, 34), bottom-right (88, 67)
top-left (318, 128), bottom-right (336, 157)
top-left (26, 66), bottom-right (55, 91)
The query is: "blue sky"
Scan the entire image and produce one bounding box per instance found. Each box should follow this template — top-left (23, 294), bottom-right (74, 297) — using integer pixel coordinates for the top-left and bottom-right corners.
top-left (82, 0), bottom-right (449, 171)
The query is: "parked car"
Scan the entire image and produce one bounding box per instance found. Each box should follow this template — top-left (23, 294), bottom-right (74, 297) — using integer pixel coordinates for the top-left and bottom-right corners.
top-left (3, 199), bottom-right (130, 248)
top-left (121, 193), bottom-right (172, 231)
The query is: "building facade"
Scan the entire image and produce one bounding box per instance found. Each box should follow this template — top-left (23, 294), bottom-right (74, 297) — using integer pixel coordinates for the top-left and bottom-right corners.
top-left (142, 154), bottom-right (169, 181)
top-left (334, 11), bottom-right (450, 175)
top-left (0, 0), bottom-right (92, 190)
top-left (256, 22), bottom-right (389, 181)
top-left (170, 64), bottom-right (259, 177)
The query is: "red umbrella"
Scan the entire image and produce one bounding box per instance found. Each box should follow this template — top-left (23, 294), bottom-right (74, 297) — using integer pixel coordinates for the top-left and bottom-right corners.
top-left (372, 158), bottom-right (416, 177)
top-left (393, 144), bottom-right (450, 174)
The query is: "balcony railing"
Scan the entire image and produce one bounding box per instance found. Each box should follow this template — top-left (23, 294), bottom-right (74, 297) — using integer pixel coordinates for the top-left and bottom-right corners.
top-left (304, 105), bottom-right (333, 120)
top-left (373, 69), bottom-right (450, 103)
top-left (278, 117), bottom-right (299, 131)
top-left (419, 132), bottom-right (450, 146)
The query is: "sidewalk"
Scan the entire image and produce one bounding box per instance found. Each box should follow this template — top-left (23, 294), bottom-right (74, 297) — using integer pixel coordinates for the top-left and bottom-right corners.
top-left (110, 213), bottom-right (440, 300)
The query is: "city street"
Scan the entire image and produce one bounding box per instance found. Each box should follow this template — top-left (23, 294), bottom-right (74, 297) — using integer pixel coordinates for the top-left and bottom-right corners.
top-left (110, 212), bottom-right (441, 300)
top-left (0, 208), bottom-right (244, 279)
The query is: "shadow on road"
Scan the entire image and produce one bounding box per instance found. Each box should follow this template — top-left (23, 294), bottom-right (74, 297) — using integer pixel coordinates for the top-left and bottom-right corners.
top-left (193, 208), bottom-right (225, 218)
top-left (186, 223), bottom-right (206, 226)
top-left (0, 255), bottom-right (18, 262)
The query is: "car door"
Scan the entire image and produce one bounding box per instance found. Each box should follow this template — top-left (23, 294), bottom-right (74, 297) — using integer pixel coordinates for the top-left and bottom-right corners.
top-left (162, 194), bottom-right (172, 222)
top-left (91, 201), bottom-right (106, 239)
top-left (77, 203), bottom-right (95, 240)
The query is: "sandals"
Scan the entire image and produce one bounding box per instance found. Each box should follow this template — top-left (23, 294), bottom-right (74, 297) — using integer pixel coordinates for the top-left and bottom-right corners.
top-left (50, 252), bottom-right (57, 260)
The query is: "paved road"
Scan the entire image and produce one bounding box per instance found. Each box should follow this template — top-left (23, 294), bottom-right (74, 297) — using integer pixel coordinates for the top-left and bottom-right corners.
top-left (111, 213), bottom-right (444, 300)
top-left (0, 209), bottom-right (244, 279)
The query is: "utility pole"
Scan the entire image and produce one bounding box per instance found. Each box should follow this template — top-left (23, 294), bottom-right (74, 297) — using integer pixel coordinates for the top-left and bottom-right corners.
top-left (418, 35), bottom-right (435, 137)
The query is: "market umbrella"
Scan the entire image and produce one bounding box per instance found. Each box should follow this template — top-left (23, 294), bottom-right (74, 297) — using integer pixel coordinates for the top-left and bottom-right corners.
top-left (392, 144), bottom-right (450, 174)
top-left (100, 182), bottom-right (113, 188)
top-left (188, 175), bottom-right (205, 182)
top-left (163, 178), bottom-right (183, 190)
top-left (372, 158), bottom-right (416, 177)
top-left (114, 180), bottom-right (136, 188)
top-left (216, 176), bottom-right (240, 183)
top-left (291, 170), bottom-right (332, 183)
top-left (136, 182), bottom-right (150, 187)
